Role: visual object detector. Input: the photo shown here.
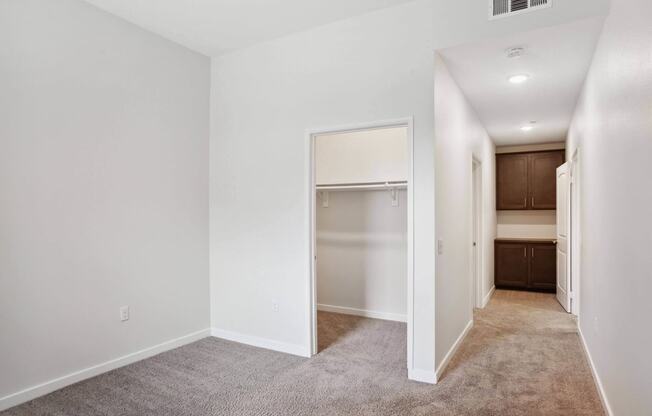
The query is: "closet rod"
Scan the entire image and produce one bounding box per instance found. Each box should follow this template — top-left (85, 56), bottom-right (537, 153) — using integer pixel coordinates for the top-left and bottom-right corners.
top-left (316, 181), bottom-right (407, 191)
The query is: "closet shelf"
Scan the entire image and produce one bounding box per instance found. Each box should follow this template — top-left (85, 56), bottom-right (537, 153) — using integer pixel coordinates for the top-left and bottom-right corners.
top-left (316, 181), bottom-right (407, 192)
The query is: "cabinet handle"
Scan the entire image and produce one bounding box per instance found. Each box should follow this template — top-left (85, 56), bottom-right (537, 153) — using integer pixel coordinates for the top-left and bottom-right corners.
top-left (524, 197), bottom-right (527, 207)
top-left (532, 248), bottom-right (534, 257)
top-left (524, 247), bottom-right (526, 258)
top-left (532, 197), bottom-right (535, 207)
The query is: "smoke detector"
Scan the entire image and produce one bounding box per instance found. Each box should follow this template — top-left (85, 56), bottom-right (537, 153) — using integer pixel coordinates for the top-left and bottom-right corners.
top-left (506, 47), bottom-right (526, 59)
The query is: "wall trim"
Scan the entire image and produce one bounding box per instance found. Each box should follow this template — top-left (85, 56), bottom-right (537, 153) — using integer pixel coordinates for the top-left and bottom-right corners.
top-left (435, 320), bottom-right (473, 381)
top-left (0, 328), bottom-right (211, 412)
top-left (578, 326), bottom-right (613, 416)
top-left (211, 328), bottom-right (310, 358)
top-left (317, 304), bottom-right (407, 323)
top-left (408, 368), bottom-right (437, 384)
top-left (482, 285), bottom-right (496, 308)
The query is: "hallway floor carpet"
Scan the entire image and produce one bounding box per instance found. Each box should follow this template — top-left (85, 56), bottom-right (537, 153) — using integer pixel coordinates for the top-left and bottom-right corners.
top-left (3, 290), bottom-right (604, 415)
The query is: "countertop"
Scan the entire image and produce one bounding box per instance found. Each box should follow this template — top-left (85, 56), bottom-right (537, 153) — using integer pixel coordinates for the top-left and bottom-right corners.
top-left (495, 237), bottom-right (557, 243)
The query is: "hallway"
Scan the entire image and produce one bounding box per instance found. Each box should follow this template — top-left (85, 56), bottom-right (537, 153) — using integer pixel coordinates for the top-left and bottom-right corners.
top-left (442, 290), bottom-right (603, 414)
top-left (3, 290), bottom-right (603, 416)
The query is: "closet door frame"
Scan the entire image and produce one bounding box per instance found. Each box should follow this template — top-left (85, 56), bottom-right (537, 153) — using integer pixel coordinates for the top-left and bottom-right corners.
top-left (306, 117), bottom-right (414, 368)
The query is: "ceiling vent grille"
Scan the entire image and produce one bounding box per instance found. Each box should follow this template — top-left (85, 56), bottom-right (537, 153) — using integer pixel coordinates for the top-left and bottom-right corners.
top-left (491, 0), bottom-right (551, 19)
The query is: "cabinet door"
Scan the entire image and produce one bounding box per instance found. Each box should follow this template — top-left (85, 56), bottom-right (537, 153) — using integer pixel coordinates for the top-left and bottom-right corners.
top-left (529, 243), bottom-right (557, 290)
top-left (497, 153), bottom-right (529, 210)
top-left (529, 151), bottom-right (564, 209)
top-left (495, 242), bottom-right (529, 288)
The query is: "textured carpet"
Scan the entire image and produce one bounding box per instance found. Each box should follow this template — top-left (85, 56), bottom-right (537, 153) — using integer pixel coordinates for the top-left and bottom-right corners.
top-left (3, 290), bottom-right (604, 415)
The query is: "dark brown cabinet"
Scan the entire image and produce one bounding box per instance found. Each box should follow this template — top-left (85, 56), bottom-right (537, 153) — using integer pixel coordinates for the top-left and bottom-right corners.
top-left (495, 241), bottom-right (529, 288)
top-left (496, 150), bottom-right (564, 210)
top-left (496, 153), bottom-right (529, 210)
top-left (529, 243), bottom-right (557, 290)
top-left (495, 239), bottom-right (556, 292)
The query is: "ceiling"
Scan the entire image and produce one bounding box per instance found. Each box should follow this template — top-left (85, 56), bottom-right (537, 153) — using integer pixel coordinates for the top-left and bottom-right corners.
top-left (439, 17), bottom-right (604, 146)
top-left (83, 0), bottom-right (415, 56)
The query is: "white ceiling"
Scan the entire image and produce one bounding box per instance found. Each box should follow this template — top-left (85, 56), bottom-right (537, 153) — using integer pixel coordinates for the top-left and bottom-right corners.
top-left (83, 0), bottom-right (415, 56)
top-left (439, 17), bottom-right (605, 146)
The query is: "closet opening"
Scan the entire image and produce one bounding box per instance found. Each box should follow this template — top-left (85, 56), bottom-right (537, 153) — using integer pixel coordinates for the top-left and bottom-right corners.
top-left (307, 119), bottom-right (414, 369)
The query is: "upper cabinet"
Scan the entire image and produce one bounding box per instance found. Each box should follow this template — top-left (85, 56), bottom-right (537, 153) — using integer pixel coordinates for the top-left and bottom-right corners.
top-left (529, 152), bottom-right (564, 209)
top-left (496, 153), bottom-right (529, 209)
top-left (496, 150), bottom-right (564, 210)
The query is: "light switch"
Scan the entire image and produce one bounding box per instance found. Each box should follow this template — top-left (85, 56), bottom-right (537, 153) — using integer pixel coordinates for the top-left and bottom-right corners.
top-left (120, 306), bottom-right (129, 322)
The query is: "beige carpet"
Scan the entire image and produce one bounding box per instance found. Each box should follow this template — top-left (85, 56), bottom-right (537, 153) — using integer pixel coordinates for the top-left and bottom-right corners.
top-left (3, 290), bottom-right (604, 415)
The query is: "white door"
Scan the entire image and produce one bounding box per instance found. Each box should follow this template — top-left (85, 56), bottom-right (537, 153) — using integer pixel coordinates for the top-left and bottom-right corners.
top-left (556, 163), bottom-right (571, 312)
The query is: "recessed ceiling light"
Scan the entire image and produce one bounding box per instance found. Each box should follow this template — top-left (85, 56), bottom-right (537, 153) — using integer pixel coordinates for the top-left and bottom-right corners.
top-left (520, 121), bottom-right (537, 132)
top-left (508, 74), bottom-right (530, 84)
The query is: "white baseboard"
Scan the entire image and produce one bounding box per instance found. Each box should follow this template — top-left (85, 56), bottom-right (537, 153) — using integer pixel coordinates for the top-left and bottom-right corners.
top-left (211, 328), bottom-right (310, 358)
top-left (578, 326), bottom-right (613, 416)
top-left (317, 304), bottom-right (407, 323)
top-left (435, 319), bottom-right (473, 381)
top-left (482, 285), bottom-right (496, 308)
top-left (0, 328), bottom-right (211, 412)
top-left (408, 368), bottom-right (437, 384)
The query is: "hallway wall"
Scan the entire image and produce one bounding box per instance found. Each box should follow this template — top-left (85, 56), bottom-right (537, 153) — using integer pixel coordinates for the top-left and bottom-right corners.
top-left (434, 54), bottom-right (496, 375)
top-left (566, 0), bottom-right (652, 413)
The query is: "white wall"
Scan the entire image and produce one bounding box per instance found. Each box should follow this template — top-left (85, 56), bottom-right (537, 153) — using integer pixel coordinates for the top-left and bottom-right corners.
top-left (210, 0), bottom-right (437, 377)
top-left (496, 211), bottom-right (557, 239)
top-left (0, 0), bottom-right (210, 405)
top-left (433, 54), bottom-right (496, 372)
top-left (317, 190), bottom-right (407, 321)
top-left (316, 127), bottom-right (408, 185)
top-left (566, 0), bottom-right (652, 414)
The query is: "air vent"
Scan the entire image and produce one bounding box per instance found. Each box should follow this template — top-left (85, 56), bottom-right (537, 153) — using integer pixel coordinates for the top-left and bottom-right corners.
top-left (491, 0), bottom-right (551, 19)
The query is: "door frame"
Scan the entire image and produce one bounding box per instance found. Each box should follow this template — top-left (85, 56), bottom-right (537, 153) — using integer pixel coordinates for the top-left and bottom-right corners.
top-left (306, 117), bottom-right (415, 364)
top-left (569, 148), bottom-right (581, 317)
top-left (471, 158), bottom-right (484, 309)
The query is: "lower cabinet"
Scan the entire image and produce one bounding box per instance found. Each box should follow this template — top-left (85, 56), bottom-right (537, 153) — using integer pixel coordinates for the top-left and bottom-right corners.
top-left (495, 239), bottom-right (556, 292)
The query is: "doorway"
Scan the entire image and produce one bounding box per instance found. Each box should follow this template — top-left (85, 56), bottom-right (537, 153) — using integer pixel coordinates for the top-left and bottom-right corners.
top-left (307, 118), bottom-right (414, 370)
top-left (471, 158), bottom-right (483, 310)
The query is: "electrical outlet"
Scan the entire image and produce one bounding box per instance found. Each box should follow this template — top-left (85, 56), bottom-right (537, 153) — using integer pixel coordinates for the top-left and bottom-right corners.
top-left (272, 300), bottom-right (279, 313)
top-left (120, 306), bottom-right (129, 322)
top-left (437, 239), bottom-right (444, 255)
